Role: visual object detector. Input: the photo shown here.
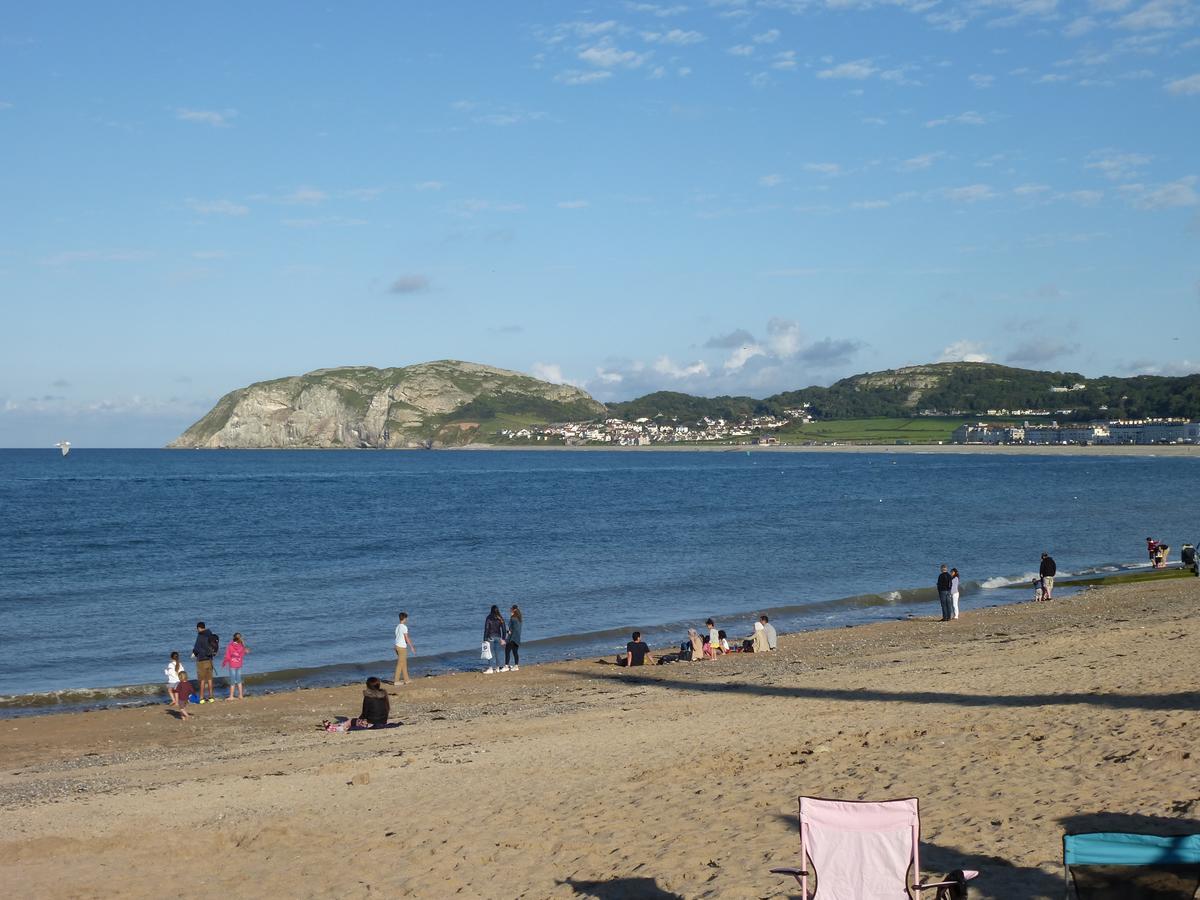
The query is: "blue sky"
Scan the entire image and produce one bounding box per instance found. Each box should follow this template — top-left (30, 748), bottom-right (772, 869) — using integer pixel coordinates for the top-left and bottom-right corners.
top-left (2, 1), bottom-right (1198, 446)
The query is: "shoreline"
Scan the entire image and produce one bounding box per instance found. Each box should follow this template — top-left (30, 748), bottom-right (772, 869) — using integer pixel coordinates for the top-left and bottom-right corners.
top-left (7, 563), bottom-right (1184, 718)
top-left (3, 577), bottom-right (1198, 898)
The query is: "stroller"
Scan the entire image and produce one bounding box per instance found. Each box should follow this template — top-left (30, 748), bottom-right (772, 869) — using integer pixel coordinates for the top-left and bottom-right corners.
top-left (1182, 543), bottom-right (1198, 576)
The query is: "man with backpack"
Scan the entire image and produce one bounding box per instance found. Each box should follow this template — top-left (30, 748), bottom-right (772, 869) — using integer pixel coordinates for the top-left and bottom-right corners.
top-left (191, 621), bottom-right (219, 703)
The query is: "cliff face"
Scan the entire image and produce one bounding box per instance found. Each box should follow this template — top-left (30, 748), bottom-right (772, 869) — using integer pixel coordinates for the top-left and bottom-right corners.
top-left (168, 360), bottom-right (606, 449)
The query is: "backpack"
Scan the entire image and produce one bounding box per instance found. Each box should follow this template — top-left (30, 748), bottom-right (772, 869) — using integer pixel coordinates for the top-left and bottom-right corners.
top-left (679, 640), bottom-right (693, 661)
top-left (208, 632), bottom-right (220, 656)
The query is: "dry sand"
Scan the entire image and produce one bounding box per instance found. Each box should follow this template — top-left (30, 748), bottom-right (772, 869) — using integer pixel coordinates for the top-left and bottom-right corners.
top-left (2, 579), bottom-right (1198, 899)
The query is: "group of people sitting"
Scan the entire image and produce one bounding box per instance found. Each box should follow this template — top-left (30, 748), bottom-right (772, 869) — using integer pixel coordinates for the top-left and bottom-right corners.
top-left (619, 615), bottom-right (778, 667)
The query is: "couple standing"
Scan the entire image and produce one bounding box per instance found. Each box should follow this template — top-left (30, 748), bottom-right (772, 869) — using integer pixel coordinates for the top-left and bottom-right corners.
top-left (483, 604), bottom-right (523, 674)
top-left (936, 565), bottom-right (961, 621)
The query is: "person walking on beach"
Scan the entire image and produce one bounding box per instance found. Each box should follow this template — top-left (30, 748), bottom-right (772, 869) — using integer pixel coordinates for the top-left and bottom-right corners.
top-left (191, 621), bottom-right (217, 703)
top-left (483, 605), bottom-right (507, 675)
top-left (1039, 552), bottom-right (1057, 600)
top-left (221, 633), bottom-right (249, 700)
top-left (936, 565), bottom-right (953, 621)
top-left (394, 612), bottom-right (414, 685)
top-left (760, 615), bottom-right (778, 650)
top-left (165, 652), bottom-right (191, 720)
top-left (949, 569), bottom-right (961, 620)
top-left (503, 605), bottom-right (522, 672)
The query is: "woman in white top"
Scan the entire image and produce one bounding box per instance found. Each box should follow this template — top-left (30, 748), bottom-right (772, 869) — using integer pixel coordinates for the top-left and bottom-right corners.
top-left (949, 568), bottom-right (961, 620)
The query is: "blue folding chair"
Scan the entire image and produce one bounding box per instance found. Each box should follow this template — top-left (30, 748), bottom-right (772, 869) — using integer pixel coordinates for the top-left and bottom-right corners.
top-left (1063, 832), bottom-right (1200, 898)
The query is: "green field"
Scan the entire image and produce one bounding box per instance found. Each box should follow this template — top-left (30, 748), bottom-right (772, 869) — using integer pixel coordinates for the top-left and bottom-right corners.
top-left (773, 417), bottom-right (974, 444)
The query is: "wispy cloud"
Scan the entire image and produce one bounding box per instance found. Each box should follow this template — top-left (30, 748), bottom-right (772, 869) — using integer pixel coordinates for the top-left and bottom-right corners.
top-left (39, 249), bottom-right (152, 266)
top-left (925, 110), bottom-right (989, 127)
top-left (753, 29), bottom-right (781, 43)
top-left (943, 184), bottom-right (998, 203)
top-left (1118, 175), bottom-right (1198, 209)
top-left (281, 186), bottom-right (329, 205)
top-left (940, 340), bottom-right (990, 363)
top-left (187, 198), bottom-right (249, 216)
top-left (556, 69), bottom-right (614, 85)
top-left (1085, 149), bottom-right (1151, 180)
top-left (728, 44), bottom-right (755, 56)
top-left (640, 28), bottom-right (704, 44)
top-left (623, 2), bottom-right (688, 16)
top-left (557, 199), bottom-right (590, 209)
top-left (579, 42), bottom-right (651, 69)
top-left (804, 162), bottom-right (842, 176)
top-left (817, 59), bottom-right (877, 80)
top-left (759, 173), bottom-right (785, 187)
top-left (899, 151), bottom-right (946, 171)
top-left (174, 107), bottom-right (236, 127)
top-left (969, 73), bottom-right (996, 88)
top-left (1165, 73), bottom-right (1200, 95)
top-left (414, 181), bottom-right (445, 191)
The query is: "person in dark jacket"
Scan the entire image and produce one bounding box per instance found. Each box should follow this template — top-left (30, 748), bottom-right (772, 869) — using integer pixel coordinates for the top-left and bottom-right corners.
top-left (483, 605), bottom-right (508, 674)
top-left (503, 605), bottom-right (523, 672)
top-left (190, 621), bottom-right (217, 703)
top-left (1039, 553), bottom-right (1057, 600)
top-left (359, 676), bottom-right (390, 726)
top-left (936, 565), bottom-right (953, 622)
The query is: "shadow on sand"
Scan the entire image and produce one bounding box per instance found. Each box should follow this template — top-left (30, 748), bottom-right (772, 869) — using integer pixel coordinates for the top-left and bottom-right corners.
top-left (559, 876), bottom-right (683, 899)
top-left (572, 667), bottom-right (1200, 713)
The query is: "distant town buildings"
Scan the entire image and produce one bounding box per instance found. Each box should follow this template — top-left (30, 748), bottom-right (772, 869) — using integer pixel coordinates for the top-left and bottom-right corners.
top-left (952, 418), bottom-right (1200, 446)
top-left (497, 407), bottom-right (812, 445)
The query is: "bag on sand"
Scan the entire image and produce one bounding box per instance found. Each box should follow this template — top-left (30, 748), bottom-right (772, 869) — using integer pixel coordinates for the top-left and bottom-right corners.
top-left (679, 640), bottom-right (692, 661)
top-left (481, 641), bottom-right (492, 661)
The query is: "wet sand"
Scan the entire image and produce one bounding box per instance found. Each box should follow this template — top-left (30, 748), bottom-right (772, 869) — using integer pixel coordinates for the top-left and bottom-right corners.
top-left (2, 578), bottom-right (1198, 898)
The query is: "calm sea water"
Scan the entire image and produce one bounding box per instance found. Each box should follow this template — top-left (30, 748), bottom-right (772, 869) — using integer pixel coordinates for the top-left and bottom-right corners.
top-left (2, 448), bottom-right (1197, 713)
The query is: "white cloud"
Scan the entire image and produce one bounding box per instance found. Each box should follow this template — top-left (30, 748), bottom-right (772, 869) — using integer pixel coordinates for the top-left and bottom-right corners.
top-left (187, 198), bottom-right (249, 216)
top-left (1119, 175), bottom-right (1198, 209)
top-left (282, 186), bottom-right (328, 205)
top-left (414, 181), bottom-right (445, 191)
top-left (773, 51), bottom-right (798, 70)
top-left (1014, 182), bottom-right (1052, 196)
top-left (943, 184), bottom-right (998, 202)
top-left (899, 151), bottom-right (945, 171)
top-left (753, 29), bottom-right (781, 43)
top-left (765, 317), bottom-right (802, 358)
top-left (723, 344), bottom-right (766, 371)
top-left (817, 59), bottom-right (877, 80)
top-left (174, 107), bottom-right (236, 127)
top-left (556, 70), bottom-right (613, 85)
top-left (1064, 15), bottom-right (1098, 36)
top-left (652, 356), bottom-right (710, 379)
top-left (851, 199), bottom-right (892, 210)
top-left (641, 28), bottom-right (705, 44)
top-left (728, 44), bottom-right (755, 56)
top-left (1116, 0), bottom-right (1194, 30)
top-left (531, 362), bottom-right (568, 384)
top-left (1165, 73), bottom-right (1200, 95)
top-left (1065, 189), bottom-right (1105, 206)
top-left (579, 43), bottom-right (651, 68)
top-left (557, 199), bottom-right (590, 208)
top-left (1085, 149), bottom-right (1151, 180)
top-left (925, 111), bottom-right (988, 127)
top-left (759, 173), bottom-right (785, 187)
top-left (804, 162), bottom-right (842, 176)
top-left (624, 2), bottom-right (687, 16)
top-left (940, 340), bottom-right (991, 363)
top-left (969, 73), bottom-right (996, 88)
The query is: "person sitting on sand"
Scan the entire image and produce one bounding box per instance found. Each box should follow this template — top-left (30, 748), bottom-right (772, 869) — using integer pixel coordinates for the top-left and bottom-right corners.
top-left (751, 619), bottom-right (769, 653)
top-left (688, 627), bottom-right (705, 662)
top-left (359, 676), bottom-right (390, 726)
top-left (624, 631), bottom-right (654, 667)
top-left (717, 629), bottom-right (730, 654)
top-left (760, 615), bottom-right (778, 650)
top-left (702, 632), bottom-right (715, 659)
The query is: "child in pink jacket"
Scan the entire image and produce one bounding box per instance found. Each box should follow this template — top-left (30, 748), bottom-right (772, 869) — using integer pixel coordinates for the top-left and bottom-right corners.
top-left (222, 633), bottom-right (250, 700)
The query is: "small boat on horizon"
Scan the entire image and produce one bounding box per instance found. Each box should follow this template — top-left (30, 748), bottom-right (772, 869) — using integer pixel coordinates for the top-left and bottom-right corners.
top-left (56, 441), bottom-right (71, 457)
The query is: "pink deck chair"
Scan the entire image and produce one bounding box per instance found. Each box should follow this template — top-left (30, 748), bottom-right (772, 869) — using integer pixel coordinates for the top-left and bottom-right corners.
top-left (769, 797), bottom-right (980, 899)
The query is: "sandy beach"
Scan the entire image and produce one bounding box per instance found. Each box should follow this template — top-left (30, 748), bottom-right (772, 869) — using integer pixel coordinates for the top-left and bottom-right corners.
top-left (2, 578), bottom-right (1198, 899)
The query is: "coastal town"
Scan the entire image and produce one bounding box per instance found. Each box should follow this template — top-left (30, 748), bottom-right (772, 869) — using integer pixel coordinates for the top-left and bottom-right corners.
top-left (494, 409), bottom-right (1200, 447)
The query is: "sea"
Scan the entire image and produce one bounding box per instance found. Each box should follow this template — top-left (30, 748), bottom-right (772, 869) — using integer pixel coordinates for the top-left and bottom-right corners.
top-left (2, 448), bottom-right (1197, 716)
